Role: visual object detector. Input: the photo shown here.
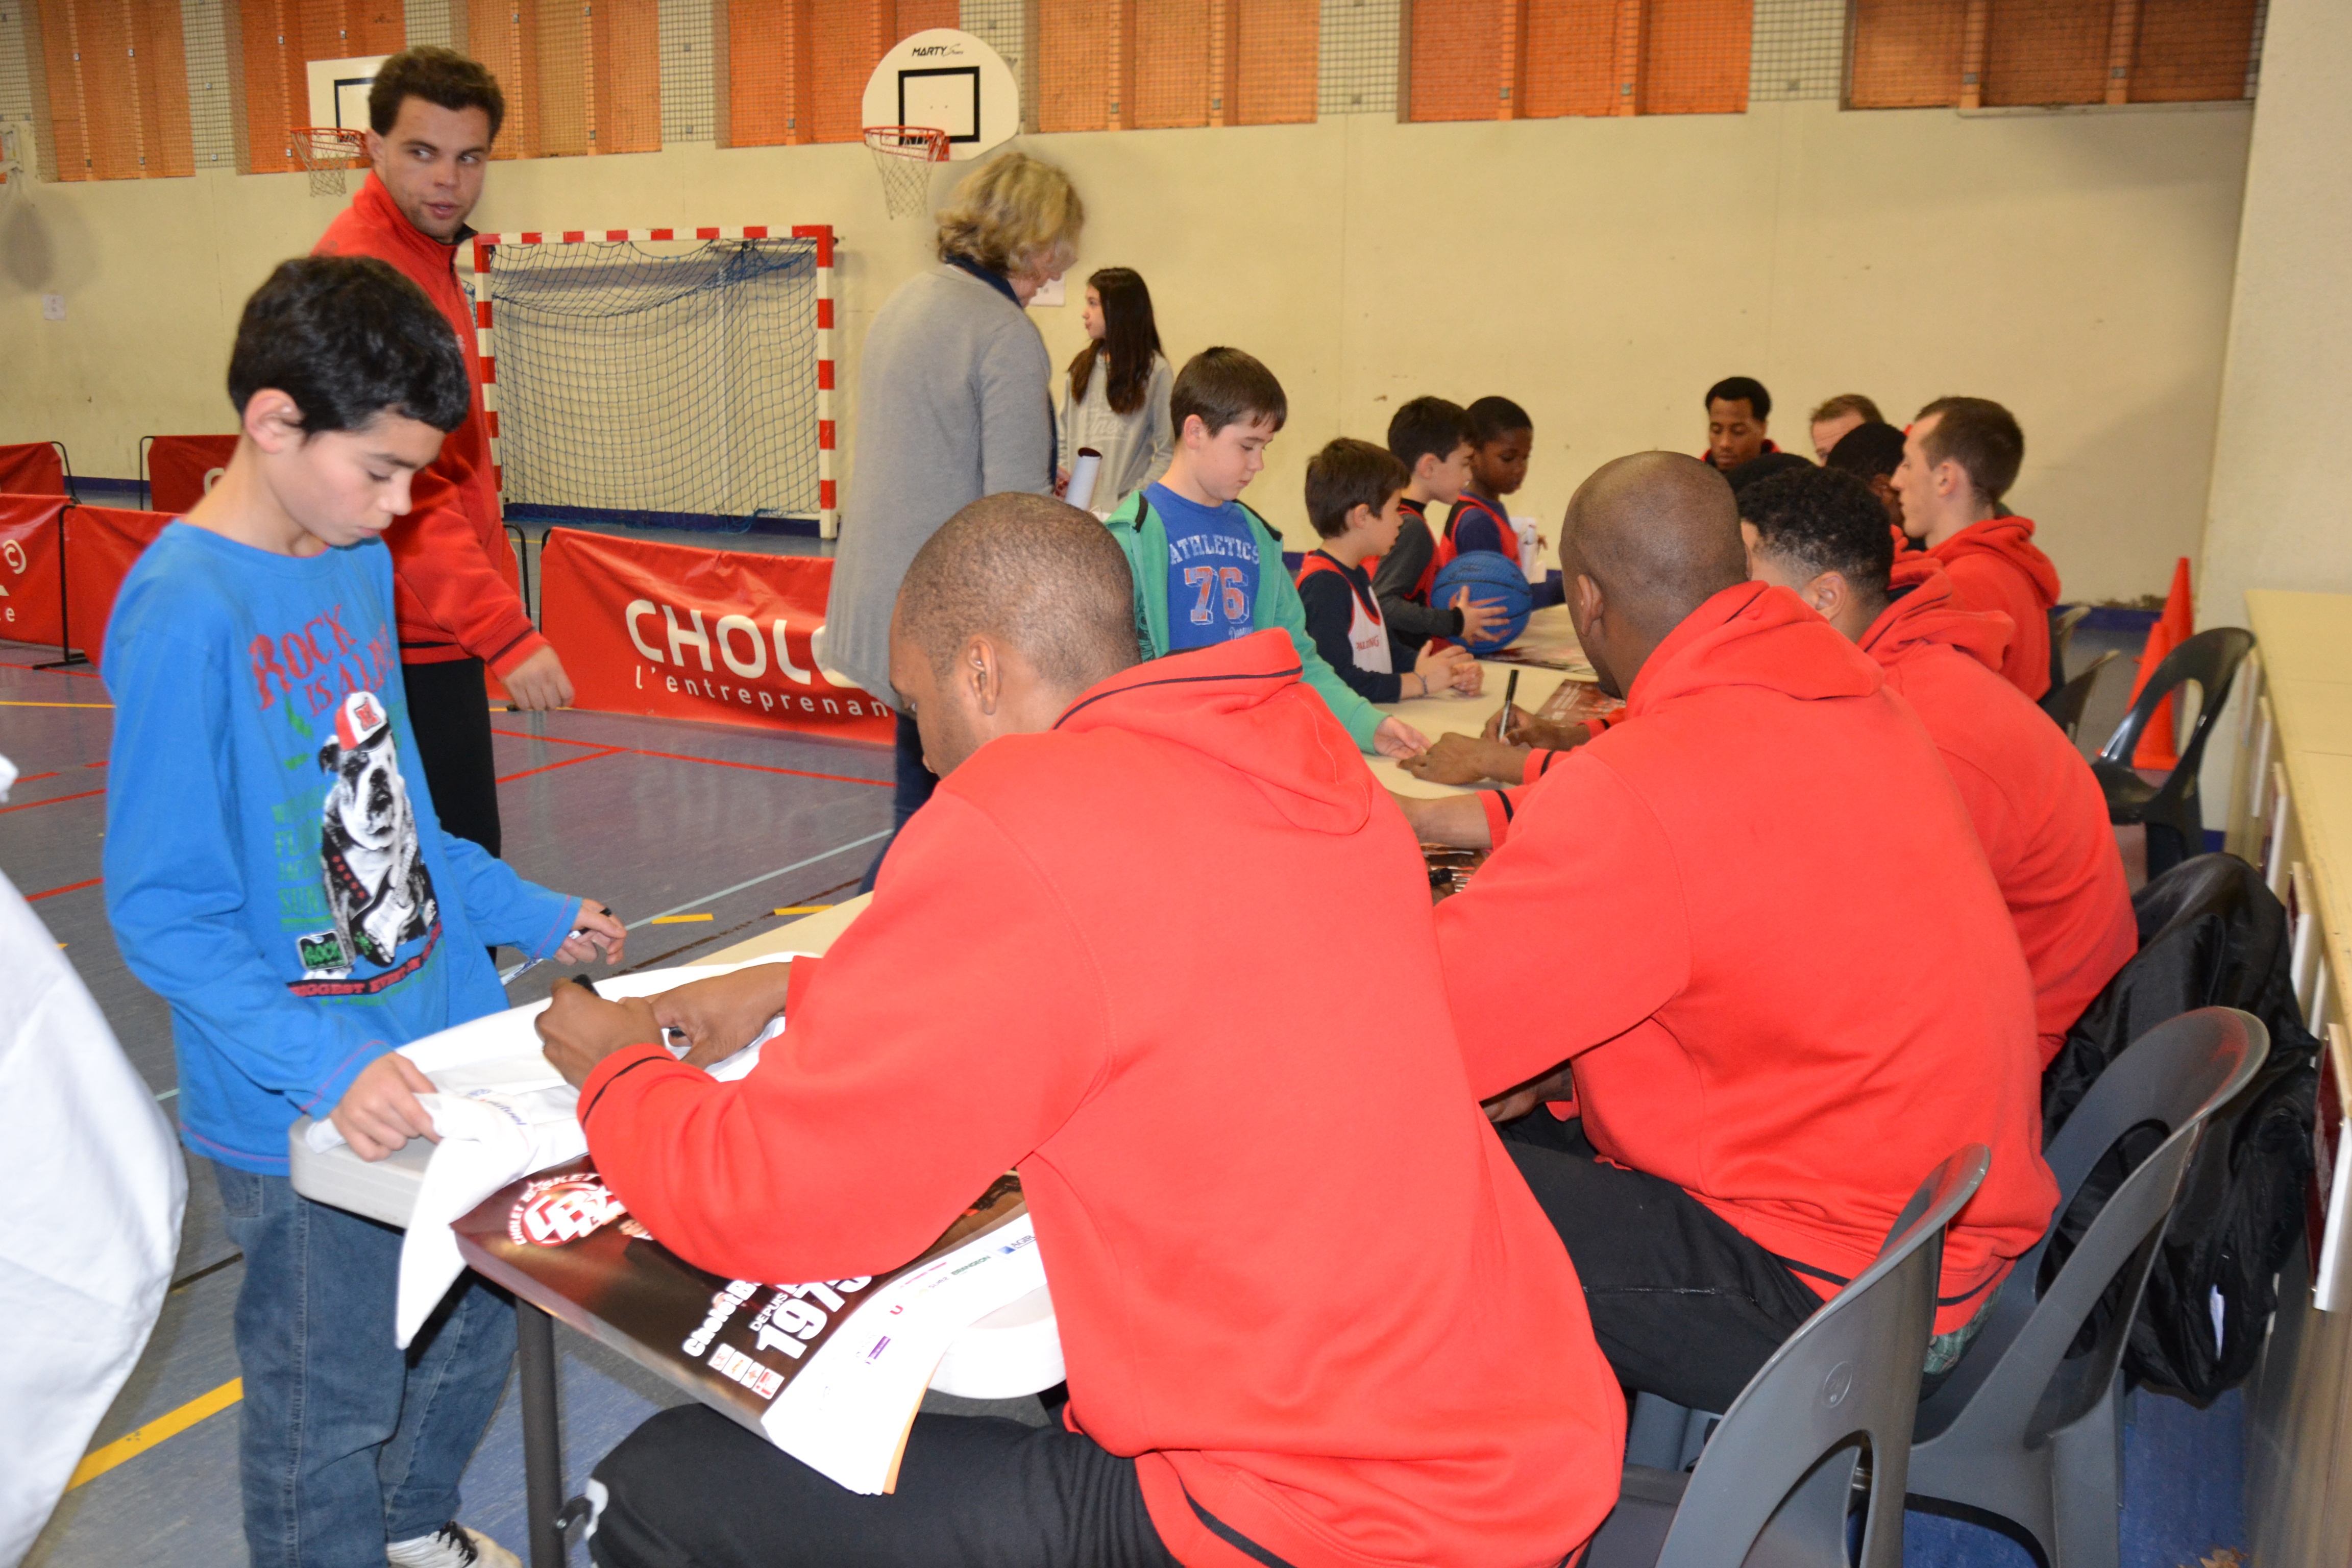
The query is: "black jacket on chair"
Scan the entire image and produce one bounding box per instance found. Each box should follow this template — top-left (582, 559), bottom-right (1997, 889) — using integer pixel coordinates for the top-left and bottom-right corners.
top-left (2042, 853), bottom-right (2318, 1403)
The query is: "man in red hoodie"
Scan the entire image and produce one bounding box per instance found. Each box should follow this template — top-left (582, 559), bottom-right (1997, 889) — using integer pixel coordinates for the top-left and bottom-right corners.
top-left (313, 48), bottom-right (573, 857)
top-left (1893, 397), bottom-right (2061, 700)
top-left (533, 494), bottom-right (1624, 1568)
top-left (1742, 465), bottom-right (2137, 1065)
top-left (1400, 454), bottom-right (2055, 1413)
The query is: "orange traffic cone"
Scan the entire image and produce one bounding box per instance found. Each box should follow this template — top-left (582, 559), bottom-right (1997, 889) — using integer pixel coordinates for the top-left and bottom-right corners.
top-left (2128, 557), bottom-right (2194, 770)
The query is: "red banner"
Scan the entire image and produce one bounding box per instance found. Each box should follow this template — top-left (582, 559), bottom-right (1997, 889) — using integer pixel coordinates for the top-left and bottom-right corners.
top-left (62, 506), bottom-right (171, 663)
top-left (145, 434), bottom-right (238, 514)
top-left (0, 443), bottom-right (68, 497)
top-left (538, 527), bottom-right (890, 740)
top-left (0, 495), bottom-right (67, 647)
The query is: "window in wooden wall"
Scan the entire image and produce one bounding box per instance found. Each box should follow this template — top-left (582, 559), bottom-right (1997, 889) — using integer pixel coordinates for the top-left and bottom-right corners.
top-left (1848, 0), bottom-right (2263, 110)
top-left (1032, 0), bottom-right (1316, 134)
top-left (1409, 0), bottom-right (1749, 122)
top-left (718, 0), bottom-right (955, 148)
top-left (27, 0), bottom-right (196, 179)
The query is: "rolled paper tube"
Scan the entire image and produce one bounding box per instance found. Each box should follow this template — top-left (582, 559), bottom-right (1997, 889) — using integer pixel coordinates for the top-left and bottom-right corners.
top-left (1065, 448), bottom-right (1104, 512)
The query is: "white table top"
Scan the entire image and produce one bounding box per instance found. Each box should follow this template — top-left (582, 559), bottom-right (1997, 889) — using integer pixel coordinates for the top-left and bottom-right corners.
top-left (2247, 591), bottom-right (2352, 1051)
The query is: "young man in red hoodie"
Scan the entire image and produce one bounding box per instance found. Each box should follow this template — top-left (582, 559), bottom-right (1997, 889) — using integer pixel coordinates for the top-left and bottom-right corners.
top-left (1399, 453), bottom-right (2056, 1413)
top-left (313, 48), bottom-right (573, 857)
top-left (1742, 465), bottom-right (2137, 1065)
top-left (1893, 397), bottom-right (2061, 700)
top-left (533, 494), bottom-right (1625, 1568)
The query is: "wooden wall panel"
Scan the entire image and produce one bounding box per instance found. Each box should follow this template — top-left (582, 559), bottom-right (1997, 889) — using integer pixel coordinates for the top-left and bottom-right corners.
top-left (1035, 0), bottom-right (1111, 131)
top-left (33, 0), bottom-right (198, 179)
top-left (1522, 0), bottom-right (1620, 117)
top-left (1637, 0), bottom-right (1747, 114)
top-left (1981, 0), bottom-right (2107, 106)
top-left (2128, 0), bottom-right (2257, 102)
top-left (1131, 0), bottom-right (1210, 128)
top-left (1848, 0), bottom-right (1965, 108)
top-left (1407, 0), bottom-right (1502, 122)
top-left (1233, 0), bottom-right (1316, 124)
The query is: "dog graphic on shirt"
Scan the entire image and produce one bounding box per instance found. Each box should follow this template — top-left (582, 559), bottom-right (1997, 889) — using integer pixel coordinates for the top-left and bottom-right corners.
top-left (313, 691), bottom-right (438, 971)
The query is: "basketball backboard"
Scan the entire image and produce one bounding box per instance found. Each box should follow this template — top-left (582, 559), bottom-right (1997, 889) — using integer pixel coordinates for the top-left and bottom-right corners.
top-left (307, 55), bottom-right (392, 133)
top-left (861, 30), bottom-right (1019, 162)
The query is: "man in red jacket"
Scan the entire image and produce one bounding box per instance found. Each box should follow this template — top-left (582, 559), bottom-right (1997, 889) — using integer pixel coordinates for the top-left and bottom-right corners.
top-left (1742, 465), bottom-right (2137, 1065)
top-left (1893, 397), bottom-right (2061, 700)
top-left (1400, 454), bottom-right (2056, 1413)
top-left (313, 48), bottom-right (573, 857)
top-left (534, 495), bottom-right (1624, 1568)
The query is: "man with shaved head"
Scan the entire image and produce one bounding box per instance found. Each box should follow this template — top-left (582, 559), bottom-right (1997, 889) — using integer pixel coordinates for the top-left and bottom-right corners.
top-left (1401, 453), bottom-right (2055, 1412)
top-left (536, 492), bottom-right (1627, 1567)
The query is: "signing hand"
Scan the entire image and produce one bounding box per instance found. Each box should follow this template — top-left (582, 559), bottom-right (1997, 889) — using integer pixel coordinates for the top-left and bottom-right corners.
top-left (501, 645), bottom-right (576, 711)
top-left (330, 1052), bottom-right (441, 1161)
top-left (651, 963), bottom-right (795, 1069)
top-left (1373, 716), bottom-right (1430, 760)
top-left (1399, 732), bottom-right (1526, 787)
top-left (537, 983), bottom-right (664, 1089)
top-left (554, 899), bottom-right (627, 967)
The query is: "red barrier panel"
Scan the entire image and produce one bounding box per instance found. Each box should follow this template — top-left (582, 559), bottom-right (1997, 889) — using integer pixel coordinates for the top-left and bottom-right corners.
top-left (0, 443), bottom-right (68, 497)
top-left (63, 506), bottom-right (171, 663)
top-left (0, 495), bottom-right (68, 647)
top-left (538, 527), bottom-right (890, 740)
top-left (145, 434), bottom-right (238, 514)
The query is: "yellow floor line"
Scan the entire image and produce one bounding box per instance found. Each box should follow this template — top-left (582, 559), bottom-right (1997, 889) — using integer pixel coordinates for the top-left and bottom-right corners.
top-left (649, 913), bottom-right (714, 924)
top-left (772, 905), bottom-right (835, 915)
top-left (0, 700), bottom-right (114, 708)
top-left (67, 1377), bottom-right (242, 1490)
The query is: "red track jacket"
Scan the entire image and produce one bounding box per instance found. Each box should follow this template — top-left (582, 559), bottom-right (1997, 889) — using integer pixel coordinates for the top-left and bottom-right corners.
top-left (1930, 517), bottom-right (2060, 700)
top-left (314, 175), bottom-right (547, 675)
top-left (578, 631), bottom-right (1625, 1568)
top-left (1864, 558), bottom-right (2136, 1062)
top-left (1441, 583), bottom-right (2056, 1334)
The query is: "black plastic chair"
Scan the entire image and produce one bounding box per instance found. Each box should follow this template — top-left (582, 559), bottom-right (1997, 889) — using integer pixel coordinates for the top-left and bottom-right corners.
top-left (1587, 1146), bottom-right (1991, 1568)
top-left (2042, 649), bottom-right (2119, 743)
top-left (2094, 628), bottom-right (2256, 879)
top-left (2048, 604), bottom-right (2091, 696)
top-left (1904, 1008), bottom-right (2267, 1568)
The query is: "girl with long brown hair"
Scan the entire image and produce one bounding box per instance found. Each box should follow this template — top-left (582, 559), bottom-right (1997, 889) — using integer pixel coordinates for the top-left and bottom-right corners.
top-left (1058, 267), bottom-right (1173, 512)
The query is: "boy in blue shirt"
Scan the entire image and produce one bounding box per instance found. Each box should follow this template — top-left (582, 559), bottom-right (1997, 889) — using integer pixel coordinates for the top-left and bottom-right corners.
top-left (103, 255), bottom-right (624, 1568)
top-left (1102, 348), bottom-right (1429, 757)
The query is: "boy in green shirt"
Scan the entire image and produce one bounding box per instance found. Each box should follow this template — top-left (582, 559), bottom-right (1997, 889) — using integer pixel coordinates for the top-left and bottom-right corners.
top-left (1102, 348), bottom-right (1429, 757)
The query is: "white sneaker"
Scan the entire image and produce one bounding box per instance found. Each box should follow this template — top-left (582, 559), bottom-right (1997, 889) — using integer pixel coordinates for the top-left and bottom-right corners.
top-left (386, 1522), bottom-right (521, 1568)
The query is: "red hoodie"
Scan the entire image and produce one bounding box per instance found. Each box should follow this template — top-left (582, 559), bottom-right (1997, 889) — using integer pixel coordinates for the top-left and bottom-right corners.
top-left (1864, 558), bottom-right (2135, 1061)
top-left (1439, 583), bottom-right (2056, 1334)
top-left (578, 630), bottom-right (1624, 1568)
top-left (1930, 517), bottom-right (2060, 700)
top-left (314, 175), bottom-right (548, 675)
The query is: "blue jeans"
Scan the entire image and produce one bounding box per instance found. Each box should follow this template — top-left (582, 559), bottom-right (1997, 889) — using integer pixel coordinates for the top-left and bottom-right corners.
top-left (212, 1160), bottom-right (517, 1568)
top-left (858, 709), bottom-right (937, 894)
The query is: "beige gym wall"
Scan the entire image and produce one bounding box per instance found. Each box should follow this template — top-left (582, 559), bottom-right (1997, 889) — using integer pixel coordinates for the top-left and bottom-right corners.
top-left (0, 94), bottom-right (2249, 602)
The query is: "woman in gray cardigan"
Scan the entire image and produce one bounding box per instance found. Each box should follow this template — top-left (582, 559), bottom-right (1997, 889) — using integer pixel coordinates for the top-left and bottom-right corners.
top-left (819, 151), bottom-right (1084, 881)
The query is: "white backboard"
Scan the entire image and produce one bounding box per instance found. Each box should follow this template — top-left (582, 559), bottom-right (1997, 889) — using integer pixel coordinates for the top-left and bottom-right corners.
top-left (307, 55), bottom-right (391, 132)
top-left (861, 30), bottom-right (1019, 162)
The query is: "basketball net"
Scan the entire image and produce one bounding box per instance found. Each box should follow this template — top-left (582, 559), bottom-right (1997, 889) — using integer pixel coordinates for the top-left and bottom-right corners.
top-left (292, 128), bottom-right (367, 198)
top-left (863, 126), bottom-right (949, 219)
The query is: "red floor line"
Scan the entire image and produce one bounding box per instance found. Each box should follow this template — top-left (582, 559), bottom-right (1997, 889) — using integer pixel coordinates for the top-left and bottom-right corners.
top-left (0, 787), bottom-right (106, 814)
top-left (489, 727), bottom-right (887, 788)
top-left (14, 771), bottom-right (60, 783)
top-left (496, 747), bottom-right (625, 785)
top-left (0, 657), bottom-right (105, 680)
top-left (28, 876), bottom-right (103, 901)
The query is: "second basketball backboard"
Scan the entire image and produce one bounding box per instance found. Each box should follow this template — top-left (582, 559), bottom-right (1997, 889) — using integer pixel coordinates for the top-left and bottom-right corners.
top-left (307, 55), bottom-right (391, 133)
top-left (861, 30), bottom-right (1019, 161)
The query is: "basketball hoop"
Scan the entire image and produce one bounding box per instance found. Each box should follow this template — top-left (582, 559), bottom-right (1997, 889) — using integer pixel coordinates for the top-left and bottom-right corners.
top-left (863, 126), bottom-right (949, 219)
top-left (291, 127), bottom-right (367, 198)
